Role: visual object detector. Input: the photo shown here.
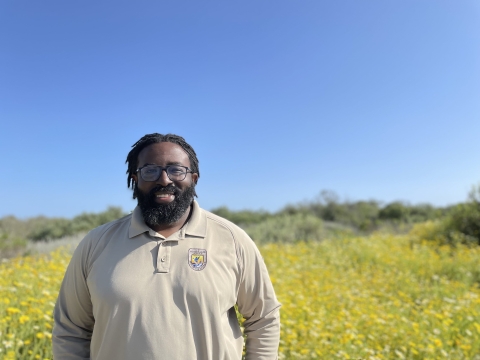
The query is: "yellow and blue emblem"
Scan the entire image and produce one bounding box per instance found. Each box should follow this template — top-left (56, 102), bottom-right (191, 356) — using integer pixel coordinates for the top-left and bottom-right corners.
top-left (188, 248), bottom-right (207, 271)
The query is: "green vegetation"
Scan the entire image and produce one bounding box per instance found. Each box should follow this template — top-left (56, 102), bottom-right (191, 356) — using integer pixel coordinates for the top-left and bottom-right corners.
top-left (28, 207), bottom-right (126, 241)
top-left (214, 190), bottom-right (451, 235)
top-left (212, 186), bottom-right (480, 246)
top-left (242, 213), bottom-right (325, 244)
top-left (0, 207), bottom-right (126, 257)
top-left (0, 233), bottom-right (27, 258)
top-left (410, 185), bottom-right (480, 247)
top-left (213, 192), bottom-right (440, 236)
top-left (210, 206), bottom-right (273, 226)
top-left (2, 184), bottom-right (480, 258)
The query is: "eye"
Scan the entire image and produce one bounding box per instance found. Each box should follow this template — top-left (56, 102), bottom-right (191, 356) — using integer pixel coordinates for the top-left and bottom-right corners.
top-left (169, 166), bottom-right (185, 175)
top-left (144, 166), bottom-right (159, 175)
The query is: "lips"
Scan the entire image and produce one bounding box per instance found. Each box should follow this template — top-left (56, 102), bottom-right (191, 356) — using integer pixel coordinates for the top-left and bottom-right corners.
top-left (155, 193), bottom-right (174, 198)
top-left (149, 185), bottom-right (179, 196)
top-left (155, 192), bottom-right (175, 200)
top-left (150, 186), bottom-right (178, 203)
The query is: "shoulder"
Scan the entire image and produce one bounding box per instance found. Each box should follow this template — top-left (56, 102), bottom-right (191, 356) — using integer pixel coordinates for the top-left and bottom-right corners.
top-left (198, 208), bottom-right (263, 268)
top-left (90, 213), bottom-right (132, 238)
top-left (204, 210), bottom-right (240, 231)
top-left (202, 209), bottom-right (251, 243)
top-left (73, 213), bottom-right (133, 272)
top-left (86, 212), bottom-right (132, 242)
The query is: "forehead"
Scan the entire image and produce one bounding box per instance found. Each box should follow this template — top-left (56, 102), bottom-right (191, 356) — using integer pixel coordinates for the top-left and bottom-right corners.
top-left (137, 142), bottom-right (191, 167)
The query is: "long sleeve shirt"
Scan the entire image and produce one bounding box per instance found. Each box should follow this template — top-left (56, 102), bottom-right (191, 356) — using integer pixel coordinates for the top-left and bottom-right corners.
top-left (53, 201), bottom-right (281, 359)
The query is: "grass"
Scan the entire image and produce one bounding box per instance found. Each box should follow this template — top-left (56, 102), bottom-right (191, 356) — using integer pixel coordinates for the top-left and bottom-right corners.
top-left (266, 236), bottom-right (480, 359)
top-left (1, 234), bottom-right (480, 359)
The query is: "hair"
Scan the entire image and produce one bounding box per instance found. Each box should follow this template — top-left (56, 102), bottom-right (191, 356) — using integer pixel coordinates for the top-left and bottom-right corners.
top-left (126, 133), bottom-right (200, 199)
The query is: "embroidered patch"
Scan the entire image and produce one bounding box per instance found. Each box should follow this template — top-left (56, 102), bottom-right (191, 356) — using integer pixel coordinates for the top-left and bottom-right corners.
top-left (188, 248), bottom-right (207, 271)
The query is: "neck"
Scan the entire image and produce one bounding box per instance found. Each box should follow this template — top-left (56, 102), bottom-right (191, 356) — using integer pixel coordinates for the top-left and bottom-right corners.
top-left (149, 204), bottom-right (192, 238)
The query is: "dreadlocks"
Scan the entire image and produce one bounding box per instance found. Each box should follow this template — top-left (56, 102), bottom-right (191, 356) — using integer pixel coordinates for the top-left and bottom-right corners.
top-left (125, 133), bottom-right (200, 199)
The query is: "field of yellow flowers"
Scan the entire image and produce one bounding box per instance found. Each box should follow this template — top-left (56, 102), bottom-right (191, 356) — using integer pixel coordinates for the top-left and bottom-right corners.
top-left (1, 234), bottom-right (480, 359)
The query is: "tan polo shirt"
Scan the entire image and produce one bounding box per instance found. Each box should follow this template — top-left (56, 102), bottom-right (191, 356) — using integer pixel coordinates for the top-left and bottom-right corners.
top-left (53, 201), bottom-right (281, 360)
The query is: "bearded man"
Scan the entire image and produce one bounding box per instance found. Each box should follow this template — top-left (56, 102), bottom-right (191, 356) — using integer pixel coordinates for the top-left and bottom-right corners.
top-left (52, 133), bottom-right (281, 360)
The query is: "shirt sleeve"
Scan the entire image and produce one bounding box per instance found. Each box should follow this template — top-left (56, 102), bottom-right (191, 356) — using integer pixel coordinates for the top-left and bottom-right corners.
top-left (236, 233), bottom-right (281, 360)
top-left (52, 234), bottom-right (94, 360)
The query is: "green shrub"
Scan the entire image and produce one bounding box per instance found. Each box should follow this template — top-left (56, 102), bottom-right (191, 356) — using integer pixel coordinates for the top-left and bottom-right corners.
top-left (408, 203), bottom-right (439, 222)
top-left (279, 192), bottom-right (381, 232)
top-left (409, 185), bottom-right (480, 247)
top-left (29, 218), bottom-right (74, 241)
top-left (409, 220), bottom-right (447, 243)
top-left (242, 213), bottom-right (324, 244)
top-left (210, 206), bottom-right (272, 226)
top-left (212, 191), bottom-right (455, 236)
top-left (0, 232), bottom-right (28, 258)
top-left (70, 206), bottom-right (125, 234)
top-left (28, 206), bottom-right (126, 241)
top-left (378, 201), bottom-right (410, 221)
top-left (445, 203), bottom-right (480, 245)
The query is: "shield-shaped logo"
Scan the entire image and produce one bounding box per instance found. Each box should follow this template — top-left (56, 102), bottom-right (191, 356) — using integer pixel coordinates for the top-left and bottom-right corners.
top-left (188, 248), bottom-right (207, 271)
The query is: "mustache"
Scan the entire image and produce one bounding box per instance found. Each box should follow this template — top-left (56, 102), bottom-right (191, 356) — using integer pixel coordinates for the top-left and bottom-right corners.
top-left (148, 184), bottom-right (181, 197)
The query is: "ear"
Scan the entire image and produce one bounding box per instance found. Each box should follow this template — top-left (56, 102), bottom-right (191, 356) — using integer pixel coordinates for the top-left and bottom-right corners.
top-left (131, 173), bottom-right (138, 184)
top-left (192, 173), bottom-right (199, 185)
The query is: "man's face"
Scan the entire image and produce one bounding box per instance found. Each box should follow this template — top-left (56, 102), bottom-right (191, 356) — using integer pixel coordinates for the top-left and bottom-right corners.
top-left (133, 142), bottom-right (199, 226)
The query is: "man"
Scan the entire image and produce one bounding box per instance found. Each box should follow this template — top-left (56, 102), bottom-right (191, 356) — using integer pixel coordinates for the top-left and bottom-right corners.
top-left (53, 133), bottom-right (281, 360)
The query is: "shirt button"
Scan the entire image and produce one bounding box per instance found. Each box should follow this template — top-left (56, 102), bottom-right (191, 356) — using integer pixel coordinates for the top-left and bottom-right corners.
top-left (161, 256), bottom-right (166, 262)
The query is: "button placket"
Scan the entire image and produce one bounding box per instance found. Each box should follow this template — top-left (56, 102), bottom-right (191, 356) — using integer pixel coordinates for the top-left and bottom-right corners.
top-left (156, 241), bottom-right (171, 273)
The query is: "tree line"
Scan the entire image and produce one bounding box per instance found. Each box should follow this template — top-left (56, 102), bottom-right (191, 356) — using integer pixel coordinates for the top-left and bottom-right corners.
top-left (1, 185), bottom-right (479, 249)
top-left (211, 187), bottom-right (480, 245)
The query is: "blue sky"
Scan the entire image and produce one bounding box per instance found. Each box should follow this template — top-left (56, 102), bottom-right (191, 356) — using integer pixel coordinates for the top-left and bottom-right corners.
top-left (1, 0), bottom-right (479, 218)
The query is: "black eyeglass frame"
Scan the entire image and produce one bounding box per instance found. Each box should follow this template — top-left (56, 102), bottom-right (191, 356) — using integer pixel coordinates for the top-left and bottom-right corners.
top-left (136, 165), bottom-right (194, 182)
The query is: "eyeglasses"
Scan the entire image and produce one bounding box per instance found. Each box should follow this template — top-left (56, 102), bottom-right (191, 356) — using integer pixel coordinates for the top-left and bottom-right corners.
top-left (136, 165), bottom-right (193, 182)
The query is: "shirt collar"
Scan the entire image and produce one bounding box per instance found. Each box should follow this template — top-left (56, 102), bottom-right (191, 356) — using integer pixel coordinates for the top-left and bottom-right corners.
top-left (128, 200), bottom-right (207, 239)
top-left (184, 200), bottom-right (207, 238)
top-left (128, 206), bottom-right (151, 238)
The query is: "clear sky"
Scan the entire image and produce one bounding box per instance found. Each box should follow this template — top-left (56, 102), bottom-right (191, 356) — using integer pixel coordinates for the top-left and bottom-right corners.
top-left (1, 0), bottom-right (479, 219)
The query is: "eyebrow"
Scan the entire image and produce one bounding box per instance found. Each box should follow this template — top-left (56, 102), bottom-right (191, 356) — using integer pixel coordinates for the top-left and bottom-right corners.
top-left (142, 162), bottom-right (184, 167)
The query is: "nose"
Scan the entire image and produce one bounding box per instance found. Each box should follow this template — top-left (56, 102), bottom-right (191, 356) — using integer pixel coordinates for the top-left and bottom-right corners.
top-left (156, 168), bottom-right (172, 186)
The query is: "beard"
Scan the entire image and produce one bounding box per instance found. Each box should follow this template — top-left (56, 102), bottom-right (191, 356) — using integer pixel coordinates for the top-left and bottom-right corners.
top-left (135, 183), bottom-right (196, 226)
